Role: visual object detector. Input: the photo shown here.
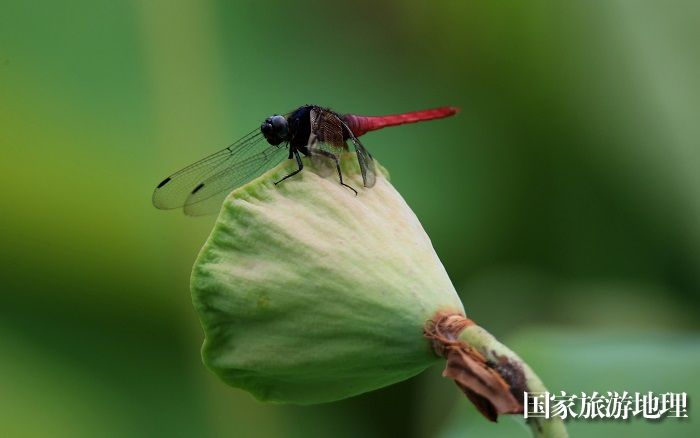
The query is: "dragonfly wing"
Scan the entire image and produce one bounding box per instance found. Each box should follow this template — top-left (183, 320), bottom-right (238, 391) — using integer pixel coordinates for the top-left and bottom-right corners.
top-left (152, 129), bottom-right (270, 211)
top-left (309, 108), bottom-right (376, 187)
top-left (307, 108), bottom-right (348, 177)
top-left (303, 133), bottom-right (333, 177)
top-left (340, 120), bottom-right (376, 188)
top-left (352, 136), bottom-right (376, 188)
top-left (183, 144), bottom-right (288, 216)
top-left (178, 189), bottom-right (230, 216)
top-left (310, 108), bottom-right (346, 149)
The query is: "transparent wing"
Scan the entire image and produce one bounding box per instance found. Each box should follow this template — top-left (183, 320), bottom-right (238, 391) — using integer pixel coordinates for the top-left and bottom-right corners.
top-left (152, 128), bottom-right (287, 212)
top-left (306, 108), bottom-right (347, 179)
top-left (350, 135), bottom-right (376, 188)
top-left (306, 135), bottom-right (340, 177)
top-left (182, 144), bottom-right (288, 216)
top-left (340, 120), bottom-right (376, 188)
top-left (309, 108), bottom-right (376, 188)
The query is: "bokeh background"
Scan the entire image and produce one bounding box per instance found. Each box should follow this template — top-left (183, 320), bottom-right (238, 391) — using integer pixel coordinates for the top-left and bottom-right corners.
top-left (1, 0), bottom-right (698, 437)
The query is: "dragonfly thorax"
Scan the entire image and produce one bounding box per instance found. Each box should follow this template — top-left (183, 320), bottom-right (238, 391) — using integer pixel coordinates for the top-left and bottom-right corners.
top-left (261, 115), bottom-right (289, 146)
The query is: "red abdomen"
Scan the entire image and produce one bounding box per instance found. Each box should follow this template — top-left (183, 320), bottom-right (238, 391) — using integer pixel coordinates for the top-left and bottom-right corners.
top-left (342, 106), bottom-right (459, 137)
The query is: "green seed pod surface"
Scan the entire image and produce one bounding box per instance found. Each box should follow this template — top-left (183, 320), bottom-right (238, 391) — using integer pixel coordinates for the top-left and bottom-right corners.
top-left (191, 154), bottom-right (464, 404)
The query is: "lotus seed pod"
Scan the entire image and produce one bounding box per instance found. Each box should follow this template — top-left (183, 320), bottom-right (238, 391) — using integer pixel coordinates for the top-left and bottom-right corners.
top-left (191, 153), bottom-right (567, 437)
top-left (191, 155), bottom-right (463, 403)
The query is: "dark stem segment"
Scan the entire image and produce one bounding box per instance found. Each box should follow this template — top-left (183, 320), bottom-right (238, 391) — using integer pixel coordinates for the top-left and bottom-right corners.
top-left (342, 106), bottom-right (459, 137)
top-left (424, 313), bottom-right (524, 422)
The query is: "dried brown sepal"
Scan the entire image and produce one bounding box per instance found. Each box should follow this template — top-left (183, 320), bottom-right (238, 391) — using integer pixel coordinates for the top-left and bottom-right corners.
top-left (425, 313), bottom-right (524, 422)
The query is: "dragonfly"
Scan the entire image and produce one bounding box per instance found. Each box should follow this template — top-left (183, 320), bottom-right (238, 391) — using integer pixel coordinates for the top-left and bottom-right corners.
top-left (152, 104), bottom-right (459, 215)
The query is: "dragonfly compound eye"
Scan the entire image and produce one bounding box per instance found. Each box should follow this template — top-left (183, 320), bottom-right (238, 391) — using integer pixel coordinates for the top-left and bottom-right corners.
top-left (261, 115), bottom-right (289, 145)
top-left (270, 115), bottom-right (288, 136)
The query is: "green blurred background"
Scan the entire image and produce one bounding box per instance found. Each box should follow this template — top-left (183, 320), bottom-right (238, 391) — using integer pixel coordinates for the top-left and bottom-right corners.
top-left (1, 1), bottom-right (698, 437)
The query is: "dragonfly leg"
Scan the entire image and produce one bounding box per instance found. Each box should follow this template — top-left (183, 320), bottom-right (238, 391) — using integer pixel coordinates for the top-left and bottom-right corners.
top-left (274, 149), bottom-right (304, 185)
top-left (309, 148), bottom-right (357, 196)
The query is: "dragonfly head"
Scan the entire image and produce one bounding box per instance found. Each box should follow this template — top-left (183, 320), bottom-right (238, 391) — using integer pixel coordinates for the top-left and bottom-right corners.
top-left (261, 115), bottom-right (289, 146)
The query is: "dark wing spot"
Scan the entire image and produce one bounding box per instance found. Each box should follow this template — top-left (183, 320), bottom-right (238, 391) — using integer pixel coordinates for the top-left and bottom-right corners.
top-left (156, 177), bottom-right (171, 188)
top-left (192, 183), bottom-right (205, 194)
